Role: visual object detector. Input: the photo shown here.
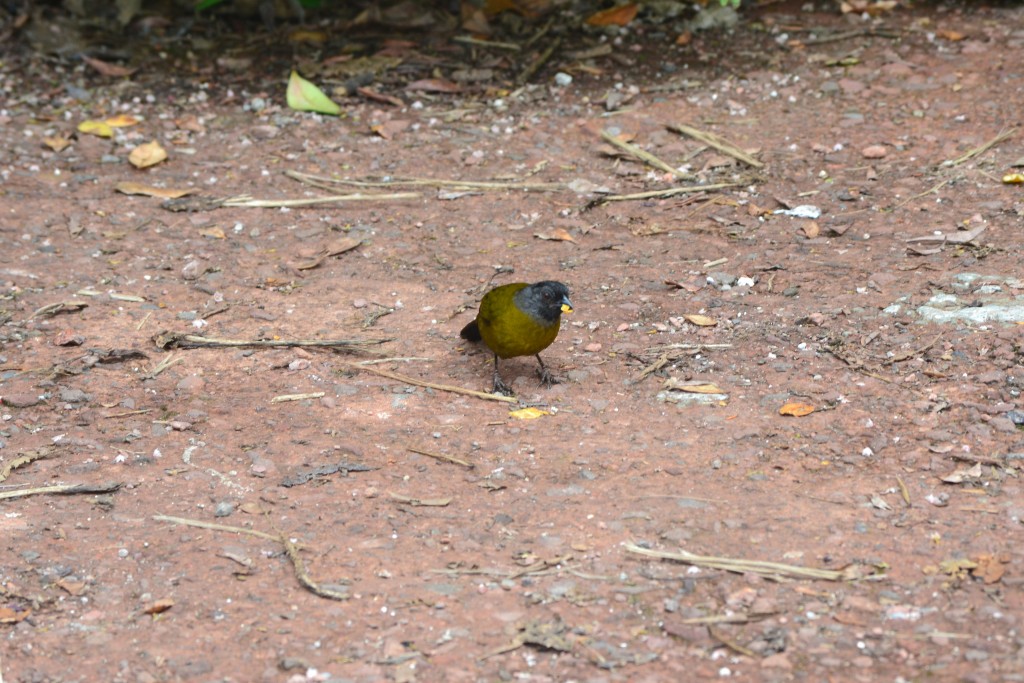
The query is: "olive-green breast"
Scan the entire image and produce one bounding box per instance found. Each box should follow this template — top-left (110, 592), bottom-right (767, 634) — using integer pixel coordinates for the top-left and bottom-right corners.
top-left (476, 283), bottom-right (562, 359)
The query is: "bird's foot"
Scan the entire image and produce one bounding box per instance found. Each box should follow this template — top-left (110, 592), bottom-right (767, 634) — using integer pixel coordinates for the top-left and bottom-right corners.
top-left (492, 375), bottom-right (514, 396)
top-left (538, 366), bottom-right (562, 387)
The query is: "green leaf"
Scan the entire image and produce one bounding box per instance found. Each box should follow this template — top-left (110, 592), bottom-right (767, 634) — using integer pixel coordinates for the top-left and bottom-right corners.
top-left (286, 70), bottom-right (341, 116)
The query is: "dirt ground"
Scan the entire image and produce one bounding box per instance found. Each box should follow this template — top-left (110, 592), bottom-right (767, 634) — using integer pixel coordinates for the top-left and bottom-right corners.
top-left (2, 1), bottom-right (1024, 681)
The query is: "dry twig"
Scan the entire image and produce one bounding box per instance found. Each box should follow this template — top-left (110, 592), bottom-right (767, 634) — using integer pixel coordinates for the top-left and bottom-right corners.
top-left (668, 123), bottom-right (764, 169)
top-left (340, 362), bottom-right (517, 403)
top-left (599, 130), bottom-right (693, 179)
top-left (0, 481), bottom-right (121, 500)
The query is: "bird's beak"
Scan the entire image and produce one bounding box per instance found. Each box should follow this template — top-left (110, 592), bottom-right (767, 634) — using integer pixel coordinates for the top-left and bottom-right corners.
top-left (560, 296), bottom-right (574, 314)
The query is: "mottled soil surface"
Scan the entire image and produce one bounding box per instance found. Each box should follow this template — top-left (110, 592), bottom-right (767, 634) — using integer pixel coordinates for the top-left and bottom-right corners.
top-left (3, 2), bottom-right (1024, 681)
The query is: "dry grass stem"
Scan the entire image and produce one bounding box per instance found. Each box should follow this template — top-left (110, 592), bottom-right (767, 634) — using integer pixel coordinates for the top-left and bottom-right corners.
top-left (942, 127), bottom-right (1015, 167)
top-left (599, 130), bottom-right (694, 179)
top-left (220, 192), bottom-right (421, 208)
top-left (624, 542), bottom-right (875, 581)
top-left (599, 182), bottom-right (741, 203)
top-left (668, 123), bottom-right (765, 169)
top-left (285, 169), bottom-right (562, 192)
top-left (408, 446), bottom-right (474, 468)
top-left (270, 392), bottom-right (325, 403)
top-left (0, 481), bottom-right (121, 500)
top-left (341, 362), bottom-right (517, 403)
top-left (154, 331), bottom-right (391, 351)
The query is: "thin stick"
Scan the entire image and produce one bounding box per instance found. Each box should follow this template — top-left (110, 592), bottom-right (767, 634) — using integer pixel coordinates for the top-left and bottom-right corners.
top-left (668, 123), bottom-right (764, 169)
top-left (285, 170), bottom-right (562, 192)
top-left (892, 178), bottom-right (949, 210)
top-left (516, 36), bottom-right (561, 86)
top-left (103, 409), bottom-right (152, 419)
top-left (279, 535), bottom-right (350, 600)
top-left (136, 310), bottom-right (152, 331)
top-left (220, 192), bottom-right (420, 208)
top-left (600, 130), bottom-right (694, 179)
top-left (708, 625), bottom-right (757, 657)
top-left (942, 127), bottom-right (1015, 167)
top-left (598, 182), bottom-right (742, 203)
top-left (452, 35), bottom-right (521, 51)
top-left (896, 476), bottom-right (911, 507)
top-left (623, 542), bottom-right (873, 581)
top-left (152, 514), bottom-right (282, 542)
top-left (0, 481), bottom-right (121, 500)
top-left (270, 392), bottom-right (325, 403)
top-left (341, 362), bottom-right (517, 403)
top-left (154, 331), bottom-right (391, 350)
top-left (153, 514), bottom-right (349, 600)
top-left (142, 353), bottom-right (180, 380)
top-left (408, 446), bottom-right (474, 468)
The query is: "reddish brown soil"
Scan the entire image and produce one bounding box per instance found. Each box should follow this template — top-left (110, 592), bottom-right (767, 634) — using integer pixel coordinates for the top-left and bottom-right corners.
top-left (2, 2), bottom-right (1024, 681)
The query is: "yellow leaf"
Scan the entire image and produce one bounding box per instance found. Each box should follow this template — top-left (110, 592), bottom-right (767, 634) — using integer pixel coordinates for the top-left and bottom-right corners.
top-left (286, 70), bottom-right (341, 116)
top-left (78, 120), bottom-right (114, 138)
top-left (1002, 172), bottom-right (1024, 184)
top-left (683, 314), bottom-right (717, 327)
top-left (779, 402), bottom-right (815, 417)
top-left (509, 407), bottom-right (549, 420)
top-left (128, 141), bottom-right (168, 169)
top-left (105, 114), bottom-right (140, 127)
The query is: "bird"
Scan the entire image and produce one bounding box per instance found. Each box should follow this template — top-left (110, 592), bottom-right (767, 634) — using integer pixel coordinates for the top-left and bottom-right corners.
top-left (460, 281), bottom-right (573, 396)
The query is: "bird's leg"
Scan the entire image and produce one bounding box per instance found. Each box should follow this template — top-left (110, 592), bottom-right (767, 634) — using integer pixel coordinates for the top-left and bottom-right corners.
top-left (492, 354), bottom-right (514, 396)
top-left (535, 355), bottom-right (561, 386)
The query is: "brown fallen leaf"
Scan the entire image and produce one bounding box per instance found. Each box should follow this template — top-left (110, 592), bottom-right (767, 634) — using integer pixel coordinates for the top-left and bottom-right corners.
top-left (800, 221), bottom-right (820, 238)
top-left (534, 227), bottom-right (576, 243)
top-left (82, 55), bottom-right (137, 78)
top-left (129, 141), bottom-right (168, 169)
top-left (388, 492), bottom-right (452, 507)
top-left (43, 135), bottom-right (72, 152)
top-left (143, 597), bottom-right (175, 614)
top-left (115, 182), bottom-right (193, 199)
top-left (0, 606), bottom-right (31, 623)
top-left (940, 462), bottom-right (983, 484)
top-left (56, 578), bottom-right (87, 596)
top-left (198, 227), bottom-right (226, 239)
top-left (664, 378), bottom-right (725, 394)
top-left (683, 313), bottom-right (716, 327)
top-left (406, 78), bottom-right (461, 93)
top-left (971, 553), bottom-right (1007, 584)
top-left (779, 402), bottom-right (815, 417)
top-left (665, 276), bottom-right (706, 293)
top-left (585, 2), bottom-right (637, 26)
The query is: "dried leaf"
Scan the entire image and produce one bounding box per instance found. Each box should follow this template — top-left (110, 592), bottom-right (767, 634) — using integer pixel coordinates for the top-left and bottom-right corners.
top-left (534, 227), bottom-right (576, 243)
top-left (971, 554), bottom-right (1006, 584)
top-left (683, 314), bottom-right (717, 327)
top-left (510, 407), bottom-right (549, 420)
top-left (286, 70), bottom-right (342, 116)
top-left (82, 55), bottom-right (137, 78)
top-left (936, 29), bottom-right (966, 41)
top-left (42, 135), bottom-right (72, 152)
top-left (0, 606), bottom-right (31, 623)
top-left (129, 141), bottom-right (168, 169)
top-left (371, 119), bottom-right (411, 139)
top-left (800, 221), bottom-right (820, 238)
top-left (779, 402), bottom-right (815, 417)
top-left (941, 462), bottom-right (983, 484)
top-left (663, 378), bottom-right (725, 394)
top-left (78, 120), bottom-right (114, 138)
top-left (198, 227), bottom-right (225, 239)
top-left (56, 578), bottom-right (87, 596)
top-left (143, 598), bottom-right (175, 614)
top-left (105, 114), bottom-right (140, 128)
top-left (585, 2), bottom-right (638, 26)
top-left (388, 492), bottom-right (452, 507)
top-left (115, 182), bottom-right (193, 199)
top-left (405, 78), bottom-right (461, 93)
top-left (1002, 172), bottom-right (1024, 184)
